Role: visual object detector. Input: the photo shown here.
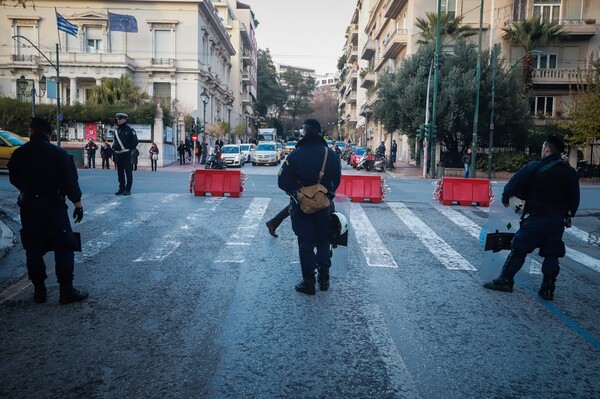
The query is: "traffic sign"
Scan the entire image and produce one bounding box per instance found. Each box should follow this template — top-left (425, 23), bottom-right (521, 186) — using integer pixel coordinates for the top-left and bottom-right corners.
top-left (192, 134), bottom-right (198, 142)
top-left (58, 113), bottom-right (63, 122)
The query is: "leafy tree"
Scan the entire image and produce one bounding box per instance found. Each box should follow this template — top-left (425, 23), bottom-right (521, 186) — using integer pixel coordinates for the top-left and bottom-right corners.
top-left (373, 41), bottom-right (530, 164)
top-left (281, 68), bottom-right (315, 131)
top-left (301, 86), bottom-right (338, 136)
top-left (89, 75), bottom-right (149, 106)
top-left (501, 17), bottom-right (564, 93)
top-left (415, 12), bottom-right (477, 46)
top-left (256, 49), bottom-right (286, 119)
top-left (337, 55), bottom-right (347, 71)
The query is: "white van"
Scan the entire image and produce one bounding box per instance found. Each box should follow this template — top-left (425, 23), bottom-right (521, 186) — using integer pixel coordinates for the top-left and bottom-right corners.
top-left (258, 128), bottom-right (276, 142)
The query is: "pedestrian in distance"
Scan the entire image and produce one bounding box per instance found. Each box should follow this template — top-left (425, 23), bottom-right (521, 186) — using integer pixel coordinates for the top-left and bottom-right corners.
top-left (84, 138), bottom-right (98, 169)
top-left (391, 140), bottom-right (397, 164)
top-left (483, 135), bottom-right (580, 300)
top-left (113, 113), bottom-right (139, 196)
top-left (278, 119), bottom-right (341, 295)
top-left (178, 141), bottom-right (186, 165)
top-left (7, 117), bottom-right (88, 305)
top-left (462, 147), bottom-right (472, 178)
top-left (377, 141), bottom-right (386, 156)
top-left (149, 142), bottom-right (159, 172)
top-left (100, 139), bottom-right (113, 170)
top-left (131, 147), bottom-right (140, 171)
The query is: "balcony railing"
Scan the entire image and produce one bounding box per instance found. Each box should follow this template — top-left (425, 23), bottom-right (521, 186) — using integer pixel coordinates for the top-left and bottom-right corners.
top-left (531, 68), bottom-right (587, 85)
top-left (151, 58), bottom-right (174, 66)
top-left (360, 72), bottom-right (376, 89)
top-left (505, 19), bottom-right (596, 37)
top-left (382, 29), bottom-right (408, 59)
top-left (384, 0), bottom-right (408, 19)
top-left (11, 54), bottom-right (40, 63)
top-left (361, 40), bottom-right (376, 60)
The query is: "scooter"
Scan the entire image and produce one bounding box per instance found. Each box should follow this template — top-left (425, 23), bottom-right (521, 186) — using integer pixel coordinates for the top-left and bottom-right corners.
top-left (373, 152), bottom-right (386, 172)
top-left (205, 154), bottom-right (227, 169)
top-left (356, 153), bottom-right (375, 171)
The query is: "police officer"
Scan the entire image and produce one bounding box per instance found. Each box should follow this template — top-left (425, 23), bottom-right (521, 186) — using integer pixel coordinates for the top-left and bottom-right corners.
top-left (113, 113), bottom-right (139, 195)
top-left (483, 135), bottom-right (580, 300)
top-left (8, 117), bottom-right (88, 304)
top-left (278, 119), bottom-right (341, 295)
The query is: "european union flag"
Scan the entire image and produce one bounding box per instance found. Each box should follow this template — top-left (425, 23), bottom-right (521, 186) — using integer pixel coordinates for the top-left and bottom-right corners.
top-left (108, 11), bottom-right (138, 33)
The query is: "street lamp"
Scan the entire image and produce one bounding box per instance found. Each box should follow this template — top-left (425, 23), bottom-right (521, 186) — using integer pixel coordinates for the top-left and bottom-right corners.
top-left (487, 48), bottom-right (542, 179)
top-left (244, 111), bottom-right (251, 139)
top-left (200, 88), bottom-right (209, 142)
top-left (226, 100), bottom-right (233, 144)
top-left (362, 106), bottom-right (371, 147)
top-left (17, 74), bottom-right (47, 118)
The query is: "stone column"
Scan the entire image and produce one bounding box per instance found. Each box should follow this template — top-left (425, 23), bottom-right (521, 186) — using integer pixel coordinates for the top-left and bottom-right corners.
top-left (154, 104), bottom-right (164, 166)
top-left (69, 78), bottom-right (77, 105)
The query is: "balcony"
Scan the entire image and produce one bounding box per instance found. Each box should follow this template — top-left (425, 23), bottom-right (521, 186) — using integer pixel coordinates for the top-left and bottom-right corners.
top-left (242, 72), bottom-right (251, 86)
top-left (384, 0), bottom-right (408, 19)
top-left (559, 19), bottom-right (597, 38)
top-left (346, 90), bottom-right (357, 104)
top-left (11, 54), bottom-right (40, 63)
top-left (360, 71), bottom-right (376, 89)
top-left (242, 51), bottom-right (254, 67)
top-left (531, 68), bottom-right (586, 85)
top-left (58, 52), bottom-right (135, 68)
top-left (242, 96), bottom-right (252, 106)
top-left (381, 29), bottom-right (408, 59)
top-left (346, 23), bottom-right (358, 45)
top-left (361, 40), bottom-right (376, 60)
top-left (347, 45), bottom-right (358, 63)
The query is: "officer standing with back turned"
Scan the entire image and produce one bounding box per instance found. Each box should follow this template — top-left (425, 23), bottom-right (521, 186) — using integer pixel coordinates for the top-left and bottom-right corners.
top-left (113, 112), bottom-right (138, 195)
top-left (8, 117), bottom-right (88, 304)
top-left (483, 135), bottom-right (579, 300)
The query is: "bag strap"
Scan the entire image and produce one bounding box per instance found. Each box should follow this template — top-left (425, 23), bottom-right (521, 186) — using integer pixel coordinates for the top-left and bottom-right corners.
top-left (318, 147), bottom-right (328, 183)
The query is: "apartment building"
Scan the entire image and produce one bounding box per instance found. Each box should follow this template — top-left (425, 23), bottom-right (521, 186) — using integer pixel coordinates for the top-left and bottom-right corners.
top-left (1, 0), bottom-right (258, 144)
top-left (339, 0), bottom-right (599, 162)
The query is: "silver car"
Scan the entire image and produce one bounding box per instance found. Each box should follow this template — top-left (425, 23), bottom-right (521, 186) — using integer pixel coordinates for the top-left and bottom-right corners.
top-left (240, 143), bottom-right (256, 163)
top-left (220, 144), bottom-right (244, 167)
top-left (251, 142), bottom-right (279, 166)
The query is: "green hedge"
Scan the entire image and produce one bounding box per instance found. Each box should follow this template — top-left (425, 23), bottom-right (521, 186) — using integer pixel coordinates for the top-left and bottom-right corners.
top-left (476, 152), bottom-right (538, 173)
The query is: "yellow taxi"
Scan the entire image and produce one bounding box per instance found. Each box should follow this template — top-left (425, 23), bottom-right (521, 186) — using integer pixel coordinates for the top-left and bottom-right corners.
top-left (284, 141), bottom-right (297, 155)
top-left (0, 130), bottom-right (28, 169)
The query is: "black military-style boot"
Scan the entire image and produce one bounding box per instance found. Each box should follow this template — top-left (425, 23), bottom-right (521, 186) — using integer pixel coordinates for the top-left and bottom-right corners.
top-left (266, 206), bottom-right (290, 238)
top-left (538, 277), bottom-right (556, 301)
top-left (483, 276), bottom-right (514, 292)
top-left (115, 189), bottom-right (125, 195)
top-left (295, 271), bottom-right (316, 295)
top-left (317, 268), bottom-right (330, 291)
top-left (59, 283), bottom-right (89, 305)
top-left (32, 280), bottom-right (47, 304)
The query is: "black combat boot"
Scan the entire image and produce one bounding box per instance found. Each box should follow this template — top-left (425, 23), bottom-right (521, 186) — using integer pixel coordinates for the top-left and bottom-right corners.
top-left (115, 189), bottom-right (125, 195)
top-left (483, 276), bottom-right (514, 292)
top-left (59, 283), bottom-right (89, 305)
top-left (538, 277), bottom-right (556, 301)
top-left (295, 271), bottom-right (316, 295)
top-left (317, 268), bottom-right (330, 291)
top-left (32, 280), bottom-right (47, 304)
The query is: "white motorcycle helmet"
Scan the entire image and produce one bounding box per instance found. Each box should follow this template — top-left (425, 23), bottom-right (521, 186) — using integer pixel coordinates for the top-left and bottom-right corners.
top-left (331, 211), bottom-right (348, 237)
top-left (508, 196), bottom-right (526, 215)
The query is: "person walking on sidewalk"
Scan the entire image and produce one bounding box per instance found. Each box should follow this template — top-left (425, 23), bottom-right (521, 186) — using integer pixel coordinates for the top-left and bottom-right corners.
top-left (7, 117), bottom-right (88, 305)
top-left (113, 113), bottom-right (138, 196)
top-left (84, 139), bottom-right (98, 169)
top-left (462, 148), bottom-right (472, 178)
top-left (149, 142), bottom-right (159, 172)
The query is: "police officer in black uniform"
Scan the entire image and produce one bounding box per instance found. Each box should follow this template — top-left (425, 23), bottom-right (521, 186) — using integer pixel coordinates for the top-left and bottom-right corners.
top-left (8, 117), bottom-right (88, 304)
top-left (113, 113), bottom-right (139, 195)
top-left (483, 135), bottom-right (580, 300)
top-left (278, 119), bottom-right (341, 295)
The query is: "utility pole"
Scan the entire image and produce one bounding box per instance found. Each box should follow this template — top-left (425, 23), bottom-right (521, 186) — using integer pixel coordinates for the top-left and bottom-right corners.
top-left (469, 0), bottom-right (484, 178)
top-left (488, 44), bottom-right (497, 180)
top-left (430, 0), bottom-right (443, 178)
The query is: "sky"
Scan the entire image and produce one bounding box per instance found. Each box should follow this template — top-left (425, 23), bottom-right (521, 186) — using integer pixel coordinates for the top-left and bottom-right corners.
top-left (243, 0), bottom-right (357, 76)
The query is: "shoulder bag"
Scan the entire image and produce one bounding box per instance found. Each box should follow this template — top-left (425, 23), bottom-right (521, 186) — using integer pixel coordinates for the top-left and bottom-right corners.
top-left (296, 148), bottom-right (331, 214)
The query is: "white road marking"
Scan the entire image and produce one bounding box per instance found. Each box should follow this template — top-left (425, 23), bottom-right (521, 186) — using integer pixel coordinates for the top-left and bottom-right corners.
top-left (215, 197), bottom-right (270, 263)
top-left (350, 203), bottom-right (398, 268)
top-left (565, 247), bottom-right (600, 273)
top-left (90, 199), bottom-right (121, 216)
top-left (434, 205), bottom-right (542, 274)
top-left (566, 226), bottom-right (590, 243)
top-left (389, 203), bottom-right (475, 271)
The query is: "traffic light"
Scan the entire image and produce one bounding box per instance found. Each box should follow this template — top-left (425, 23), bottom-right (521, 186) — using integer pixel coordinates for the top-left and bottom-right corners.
top-left (191, 124), bottom-right (197, 134)
top-left (198, 124), bottom-right (205, 134)
top-left (430, 124), bottom-right (437, 139)
top-left (418, 124), bottom-right (425, 140)
top-left (424, 123), bottom-right (431, 139)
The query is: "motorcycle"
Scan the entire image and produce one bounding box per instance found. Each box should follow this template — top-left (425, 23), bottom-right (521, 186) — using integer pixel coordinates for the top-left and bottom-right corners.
top-left (205, 154), bottom-right (227, 169)
top-left (373, 152), bottom-right (386, 172)
top-left (356, 153), bottom-right (375, 171)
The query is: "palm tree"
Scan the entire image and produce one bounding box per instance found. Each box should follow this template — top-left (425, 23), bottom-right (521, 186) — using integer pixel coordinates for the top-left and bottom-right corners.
top-left (415, 12), bottom-right (477, 46)
top-left (501, 17), bottom-right (565, 94)
top-left (89, 75), bottom-right (149, 106)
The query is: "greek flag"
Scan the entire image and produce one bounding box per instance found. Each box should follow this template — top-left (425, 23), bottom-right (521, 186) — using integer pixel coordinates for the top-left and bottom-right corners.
top-left (56, 12), bottom-right (78, 37)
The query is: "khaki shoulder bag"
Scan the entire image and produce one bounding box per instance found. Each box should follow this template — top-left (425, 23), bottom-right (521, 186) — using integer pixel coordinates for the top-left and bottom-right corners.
top-left (296, 148), bottom-right (331, 214)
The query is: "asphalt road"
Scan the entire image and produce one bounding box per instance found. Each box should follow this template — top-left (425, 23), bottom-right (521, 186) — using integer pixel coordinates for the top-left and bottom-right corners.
top-left (0, 162), bottom-right (599, 398)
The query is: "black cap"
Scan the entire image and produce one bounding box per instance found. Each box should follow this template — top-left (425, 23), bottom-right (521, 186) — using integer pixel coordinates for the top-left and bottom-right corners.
top-left (116, 113), bottom-right (128, 119)
top-left (545, 135), bottom-right (565, 153)
top-left (303, 119), bottom-right (321, 136)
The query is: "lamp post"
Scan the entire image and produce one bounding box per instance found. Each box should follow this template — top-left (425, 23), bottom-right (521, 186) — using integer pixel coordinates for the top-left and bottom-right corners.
top-left (487, 48), bottom-right (542, 179)
top-left (226, 100), bottom-right (233, 144)
top-left (17, 74), bottom-right (46, 117)
top-left (12, 36), bottom-right (61, 146)
top-left (200, 88), bottom-right (209, 163)
top-left (362, 106), bottom-right (371, 147)
top-left (244, 111), bottom-right (251, 140)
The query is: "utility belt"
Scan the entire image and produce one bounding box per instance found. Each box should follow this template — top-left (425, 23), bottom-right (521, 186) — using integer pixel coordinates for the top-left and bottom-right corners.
top-left (19, 193), bottom-right (65, 202)
top-left (114, 149), bottom-right (130, 154)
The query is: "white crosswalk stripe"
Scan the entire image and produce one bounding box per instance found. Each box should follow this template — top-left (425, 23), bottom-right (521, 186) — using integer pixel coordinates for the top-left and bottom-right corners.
top-left (350, 203), bottom-right (398, 268)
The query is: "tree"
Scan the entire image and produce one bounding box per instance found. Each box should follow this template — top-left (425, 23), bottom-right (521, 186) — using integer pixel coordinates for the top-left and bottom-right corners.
top-left (501, 17), bottom-right (565, 93)
top-left (281, 69), bottom-right (315, 132)
top-left (89, 75), bottom-right (149, 106)
top-left (301, 86), bottom-right (338, 136)
top-left (415, 12), bottom-right (477, 46)
top-left (373, 41), bottom-right (530, 164)
top-left (256, 49), bottom-right (286, 119)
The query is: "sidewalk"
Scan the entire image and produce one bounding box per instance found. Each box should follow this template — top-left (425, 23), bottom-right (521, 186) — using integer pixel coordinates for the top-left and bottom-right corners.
top-left (0, 219), bottom-right (15, 260)
top-left (385, 160), bottom-right (423, 178)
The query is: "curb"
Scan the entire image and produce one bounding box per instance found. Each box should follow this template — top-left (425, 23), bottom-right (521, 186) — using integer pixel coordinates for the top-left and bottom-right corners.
top-left (0, 220), bottom-right (15, 259)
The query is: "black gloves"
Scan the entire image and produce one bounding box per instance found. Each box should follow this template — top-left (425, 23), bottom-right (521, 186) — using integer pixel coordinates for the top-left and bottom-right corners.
top-left (73, 207), bottom-right (84, 223)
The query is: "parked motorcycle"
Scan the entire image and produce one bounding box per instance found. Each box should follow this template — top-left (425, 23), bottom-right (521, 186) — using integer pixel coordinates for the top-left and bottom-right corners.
top-left (356, 153), bottom-right (375, 171)
top-left (373, 153), bottom-right (386, 172)
top-left (205, 154), bottom-right (227, 169)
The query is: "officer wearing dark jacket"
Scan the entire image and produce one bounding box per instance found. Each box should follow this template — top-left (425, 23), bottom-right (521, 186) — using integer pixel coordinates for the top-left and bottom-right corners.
top-left (484, 135), bottom-right (580, 300)
top-left (278, 119), bottom-right (341, 295)
top-left (113, 113), bottom-right (139, 195)
top-left (8, 117), bottom-right (88, 304)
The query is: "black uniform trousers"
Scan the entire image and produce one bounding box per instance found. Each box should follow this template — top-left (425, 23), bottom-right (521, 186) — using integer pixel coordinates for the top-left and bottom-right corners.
top-left (116, 151), bottom-right (133, 191)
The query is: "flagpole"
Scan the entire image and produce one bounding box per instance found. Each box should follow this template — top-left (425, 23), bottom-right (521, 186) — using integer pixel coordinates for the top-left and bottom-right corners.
top-left (55, 8), bottom-right (62, 50)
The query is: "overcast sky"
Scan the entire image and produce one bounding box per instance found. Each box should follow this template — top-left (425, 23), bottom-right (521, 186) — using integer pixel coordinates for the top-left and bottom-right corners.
top-left (243, 0), bottom-right (357, 76)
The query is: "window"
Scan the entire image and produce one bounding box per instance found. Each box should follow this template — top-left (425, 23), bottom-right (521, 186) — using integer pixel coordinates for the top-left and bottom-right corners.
top-left (154, 30), bottom-right (170, 61)
top-left (533, 53), bottom-right (557, 69)
top-left (531, 96), bottom-right (554, 117)
top-left (533, 1), bottom-right (560, 23)
top-left (154, 82), bottom-right (171, 105)
top-left (16, 25), bottom-right (34, 58)
top-left (85, 27), bottom-right (103, 53)
top-left (513, 0), bottom-right (527, 20)
top-left (441, 0), bottom-right (456, 18)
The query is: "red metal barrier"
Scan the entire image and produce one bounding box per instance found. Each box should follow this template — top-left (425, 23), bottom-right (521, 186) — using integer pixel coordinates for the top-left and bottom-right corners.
top-left (336, 175), bottom-right (383, 203)
top-left (194, 169), bottom-right (243, 197)
top-left (441, 177), bottom-right (490, 207)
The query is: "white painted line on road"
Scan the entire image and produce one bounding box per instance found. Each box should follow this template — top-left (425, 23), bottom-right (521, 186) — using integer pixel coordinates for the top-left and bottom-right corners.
top-left (161, 193), bottom-right (182, 203)
top-left (434, 205), bottom-right (542, 274)
top-left (389, 203), bottom-right (475, 271)
top-left (215, 197), bottom-right (270, 264)
top-left (565, 247), bottom-right (600, 273)
top-left (90, 199), bottom-right (121, 216)
top-left (566, 226), bottom-right (590, 243)
top-left (350, 203), bottom-right (398, 268)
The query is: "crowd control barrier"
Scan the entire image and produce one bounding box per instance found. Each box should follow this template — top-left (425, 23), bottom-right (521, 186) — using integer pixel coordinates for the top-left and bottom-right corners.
top-left (336, 175), bottom-right (383, 203)
top-left (193, 169), bottom-right (243, 197)
top-left (440, 177), bottom-right (490, 207)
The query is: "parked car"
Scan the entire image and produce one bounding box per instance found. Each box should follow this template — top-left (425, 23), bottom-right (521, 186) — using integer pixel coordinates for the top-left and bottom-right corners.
top-left (351, 147), bottom-right (367, 168)
top-left (220, 144), bottom-right (244, 167)
top-left (0, 130), bottom-right (28, 169)
top-left (276, 142), bottom-right (285, 160)
top-left (251, 142), bottom-right (279, 166)
top-left (285, 141), bottom-right (297, 155)
top-left (240, 143), bottom-right (256, 162)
